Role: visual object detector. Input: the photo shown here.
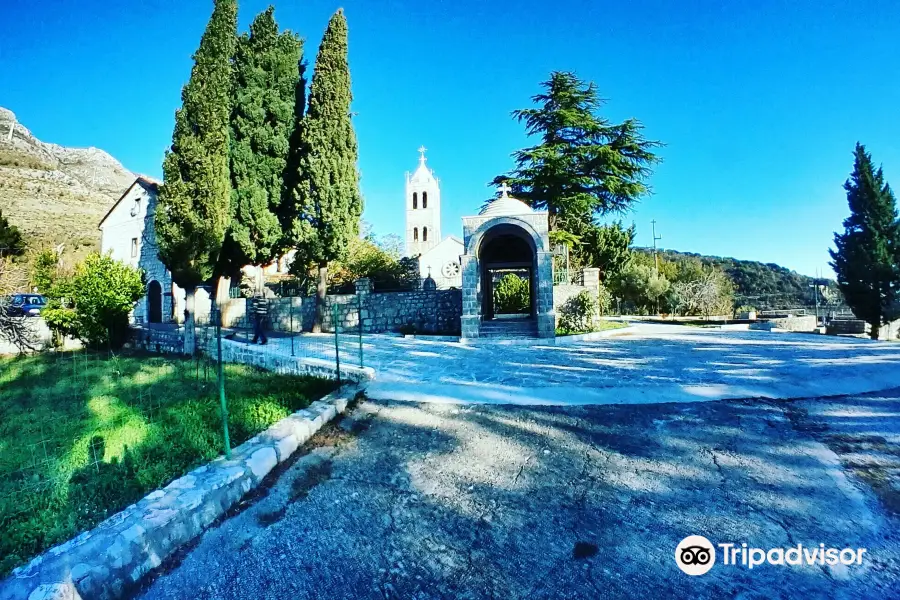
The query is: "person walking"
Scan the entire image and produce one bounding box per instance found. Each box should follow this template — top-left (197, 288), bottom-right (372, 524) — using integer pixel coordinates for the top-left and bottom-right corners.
top-left (250, 289), bottom-right (269, 345)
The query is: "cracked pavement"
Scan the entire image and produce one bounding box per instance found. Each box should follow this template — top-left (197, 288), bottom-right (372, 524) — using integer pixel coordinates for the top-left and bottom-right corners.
top-left (136, 390), bottom-right (900, 599)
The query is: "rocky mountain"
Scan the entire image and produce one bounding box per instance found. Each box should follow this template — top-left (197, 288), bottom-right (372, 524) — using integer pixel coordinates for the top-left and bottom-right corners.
top-left (0, 106), bottom-right (135, 259)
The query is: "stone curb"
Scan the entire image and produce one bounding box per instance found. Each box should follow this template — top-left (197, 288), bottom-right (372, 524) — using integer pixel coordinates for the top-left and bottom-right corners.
top-left (0, 386), bottom-right (361, 600)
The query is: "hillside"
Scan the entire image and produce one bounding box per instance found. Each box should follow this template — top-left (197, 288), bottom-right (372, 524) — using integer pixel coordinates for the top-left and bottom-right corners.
top-left (635, 247), bottom-right (835, 309)
top-left (0, 107), bottom-right (134, 260)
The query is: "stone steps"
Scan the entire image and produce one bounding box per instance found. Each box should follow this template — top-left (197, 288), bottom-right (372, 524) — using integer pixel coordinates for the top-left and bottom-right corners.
top-left (480, 319), bottom-right (538, 338)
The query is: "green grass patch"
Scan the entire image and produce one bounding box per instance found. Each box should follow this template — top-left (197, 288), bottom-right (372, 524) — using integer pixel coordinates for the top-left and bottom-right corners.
top-left (556, 320), bottom-right (628, 336)
top-left (0, 351), bottom-right (336, 576)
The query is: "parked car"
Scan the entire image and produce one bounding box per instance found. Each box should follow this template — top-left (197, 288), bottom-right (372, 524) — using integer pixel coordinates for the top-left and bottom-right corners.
top-left (5, 294), bottom-right (48, 317)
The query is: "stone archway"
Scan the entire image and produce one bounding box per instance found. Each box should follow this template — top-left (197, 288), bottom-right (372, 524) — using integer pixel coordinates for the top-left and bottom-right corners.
top-left (147, 280), bottom-right (162, 323)
top-left (460, 209), bottom-right (554, 339)
top-left (478, 225), bottom-right (537, 320)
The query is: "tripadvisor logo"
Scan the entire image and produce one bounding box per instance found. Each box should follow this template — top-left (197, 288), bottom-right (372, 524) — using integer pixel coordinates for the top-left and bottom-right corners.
top-left (675, 535), bottom-right (716, 576)
top-left (675, 536), bottom-right (868, 576)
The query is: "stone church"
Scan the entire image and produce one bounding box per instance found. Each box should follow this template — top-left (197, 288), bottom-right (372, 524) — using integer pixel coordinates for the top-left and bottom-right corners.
top-left (405, 147), bottom-right (464, 289)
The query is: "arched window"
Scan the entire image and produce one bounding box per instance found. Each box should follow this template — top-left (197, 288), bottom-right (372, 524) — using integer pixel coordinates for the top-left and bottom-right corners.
top-left (423, 227), bottom-right (428, 242)
top-left (413, 227), bottom-right (418, 241)
top-left (412, 192), bottom-right (418, 209)
top-left (423, 192), bottom-right (428, 208)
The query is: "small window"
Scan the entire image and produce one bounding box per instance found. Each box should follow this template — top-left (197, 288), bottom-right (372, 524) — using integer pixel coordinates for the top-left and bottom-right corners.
top-left (413, 228), bottom-right (419, 241)
top-left (423, 227), bottom-right (428, 242)
top-left (413, 192), bottom-right (418, 209)
top-left (423, 192), bottom-right (428, 209)
top-left (131, 238), bottom-right (138, 258)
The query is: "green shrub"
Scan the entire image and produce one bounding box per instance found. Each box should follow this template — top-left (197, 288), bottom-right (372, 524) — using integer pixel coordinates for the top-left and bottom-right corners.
top-left (596, 282), bottom-right (612, 315)
top-left (43, 253), bottom-right (144, 349)
top-left (493, 273), bottom-right (530, 314)
top-left (558, 290), bottom-right (599, 334)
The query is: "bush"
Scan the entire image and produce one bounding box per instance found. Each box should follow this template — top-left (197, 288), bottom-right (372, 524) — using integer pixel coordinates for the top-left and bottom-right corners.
top-left (493, 273), bottom-right (530, 314)
top-left (43, 253), bottom-right (144, 349)
top-left (558, 290), bottom-right (599, 334)
top-left (596, 282), bottom-right (612, 315)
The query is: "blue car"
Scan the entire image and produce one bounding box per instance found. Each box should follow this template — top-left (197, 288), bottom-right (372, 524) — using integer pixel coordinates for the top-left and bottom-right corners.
top-left (6, 294), bottom-right (47, 317)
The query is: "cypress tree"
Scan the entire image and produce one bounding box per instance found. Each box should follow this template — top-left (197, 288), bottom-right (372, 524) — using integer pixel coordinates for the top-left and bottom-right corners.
top-left (283, 9), bottom-right (361, 332)
top-left (829, 143), bottom-right (900, 339)
top-left (220, 7), bottom-right (304, 283)
top-left (156, 0), bottom-right (237, 350)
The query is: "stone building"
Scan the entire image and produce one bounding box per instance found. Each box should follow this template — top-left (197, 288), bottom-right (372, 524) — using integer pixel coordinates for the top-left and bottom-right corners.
top-left (98, 177), bottom-right (177, 324)
top-left (405, 147), bottom-right (463, 288)
top-left (99, 177), bottom-right (283, 326)
top-left (460, 184), bottom-right (555, 339)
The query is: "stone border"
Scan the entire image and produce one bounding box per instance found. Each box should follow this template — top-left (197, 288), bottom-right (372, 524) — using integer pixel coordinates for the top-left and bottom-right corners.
top-left (0, 386), bottom-right (362, 600)
top-left (206, 337), bottom-right (375, 382)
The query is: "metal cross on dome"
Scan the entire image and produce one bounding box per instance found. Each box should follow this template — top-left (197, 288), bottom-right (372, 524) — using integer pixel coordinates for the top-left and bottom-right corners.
top-left (418, 146), bottom-right (427, 163)
top-left (497, 182), bottom-right (512, 197)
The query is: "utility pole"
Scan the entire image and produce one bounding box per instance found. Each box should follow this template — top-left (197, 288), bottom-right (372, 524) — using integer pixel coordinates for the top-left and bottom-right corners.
top-left (651, 220), bottom-right (662, 315)
top-left (651, 220), bottom-right (662, 276)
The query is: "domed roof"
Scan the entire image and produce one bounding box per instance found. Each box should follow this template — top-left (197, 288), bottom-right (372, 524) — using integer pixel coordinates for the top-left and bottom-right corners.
top-left (479, 184), bottom-right (534, 217)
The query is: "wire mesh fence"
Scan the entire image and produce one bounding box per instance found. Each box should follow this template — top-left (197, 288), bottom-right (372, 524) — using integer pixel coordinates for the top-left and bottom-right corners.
top-left (0, 296), bottom-right (362, 576)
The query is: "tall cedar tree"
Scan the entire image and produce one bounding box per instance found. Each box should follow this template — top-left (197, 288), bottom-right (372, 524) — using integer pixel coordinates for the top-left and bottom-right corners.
top-left (829, 143), bottom-right (900, 339)
top-left (220, 7), bottom-right (304, 284)
top-left (156, 0), bottom-right (236, 350)
top-left (283, 9), bottom-right (361, 332)
top-left (492, 71), bottom-right (660, 260)
top-left (0, 209), bottom-right (25, 257)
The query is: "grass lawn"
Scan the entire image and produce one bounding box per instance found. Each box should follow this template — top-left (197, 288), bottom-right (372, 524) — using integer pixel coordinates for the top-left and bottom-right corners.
top-left (556, 320), bottom-right (629, 336)
top-left (0, 351), bottom-right (337, 576)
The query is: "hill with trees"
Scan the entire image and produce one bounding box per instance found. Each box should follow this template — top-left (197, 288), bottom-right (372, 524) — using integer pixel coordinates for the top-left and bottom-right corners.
top-left (635, 247), bottom-right (835, 309)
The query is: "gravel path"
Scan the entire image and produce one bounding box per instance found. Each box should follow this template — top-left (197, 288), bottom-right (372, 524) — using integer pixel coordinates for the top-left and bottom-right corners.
top-left (136, 390), bottom-right (900, 599)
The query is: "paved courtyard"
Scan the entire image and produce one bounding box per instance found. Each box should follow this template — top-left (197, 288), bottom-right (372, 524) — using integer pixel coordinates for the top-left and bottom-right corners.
top-left (136, 389), bottom-right (900, 599)
top-left (263, 323), bottom-right (900, 405)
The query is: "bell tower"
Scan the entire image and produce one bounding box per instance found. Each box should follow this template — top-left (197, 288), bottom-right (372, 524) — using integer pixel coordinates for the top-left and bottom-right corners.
top-left (406, 146), bottom-right (441, 256)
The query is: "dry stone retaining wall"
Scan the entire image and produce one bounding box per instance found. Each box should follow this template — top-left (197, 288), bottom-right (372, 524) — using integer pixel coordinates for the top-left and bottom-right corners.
top-left (220, 283), bottom-right (461, 336)
top-left (0, 388), bottom-right (360, 600)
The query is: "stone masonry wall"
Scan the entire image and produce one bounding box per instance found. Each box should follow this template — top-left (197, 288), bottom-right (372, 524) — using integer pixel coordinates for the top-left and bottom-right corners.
top-left (219, 283), bottom-right (462, 336)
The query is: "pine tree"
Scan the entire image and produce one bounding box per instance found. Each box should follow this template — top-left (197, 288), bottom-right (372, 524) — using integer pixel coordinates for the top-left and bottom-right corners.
top-left (829, 143), bottom-right (900, 339)
top-left (493, 71), bottom-right (661, 235)
top-left (156, 0), bottom-right (237, 351)
top-left (283, 9), bottom-right (361, 332)
top-left (220, 7), bottom-right (304, 282)
top-left (0, 209), bottom-right (25, 257)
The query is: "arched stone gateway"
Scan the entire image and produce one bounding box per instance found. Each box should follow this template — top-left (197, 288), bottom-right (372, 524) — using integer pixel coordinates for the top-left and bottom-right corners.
top-left (461, 185), bottom-right (554, 339)
top-left (147, 280), bottom-right (163, 323)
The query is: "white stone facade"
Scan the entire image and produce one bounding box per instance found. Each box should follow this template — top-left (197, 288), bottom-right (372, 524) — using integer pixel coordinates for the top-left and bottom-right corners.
top-left (405, 148), bottom-right (442, 257)
top-left (99, 178), bottom-right (175, 324)
top-left (419, 235), bottom-right (464, 289)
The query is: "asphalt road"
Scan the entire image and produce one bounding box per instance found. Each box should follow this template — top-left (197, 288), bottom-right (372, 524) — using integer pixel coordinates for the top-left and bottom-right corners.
top-left (136, 390), bottom-right (900, 600)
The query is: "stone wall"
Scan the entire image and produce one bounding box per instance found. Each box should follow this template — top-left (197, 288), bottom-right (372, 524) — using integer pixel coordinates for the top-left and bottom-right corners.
top-left (219, 281), bottom-right (461, 336)
top-left (198, 335), bottom-right (373, 383)
top-left (827, 319), bottom-right (866, 335)
top-left (766, 315), bottom-right (817, 332)
top-left (129, 327), bottom-right (185, 354)
top-left (553, 268), bottom-right (602, 324)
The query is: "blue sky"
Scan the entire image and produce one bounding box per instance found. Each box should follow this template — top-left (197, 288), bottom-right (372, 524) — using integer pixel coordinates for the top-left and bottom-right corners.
top-left (2, 1), bottom-right (899, 277)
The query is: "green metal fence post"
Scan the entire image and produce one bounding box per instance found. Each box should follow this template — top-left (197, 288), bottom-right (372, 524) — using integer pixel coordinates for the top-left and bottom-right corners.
top-left (332, 303), bottom-right (341, 387)
top-left (215, 308), bottom-right (231, 458)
